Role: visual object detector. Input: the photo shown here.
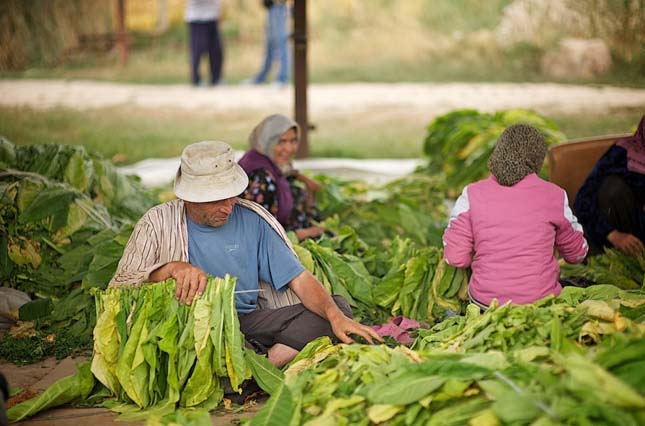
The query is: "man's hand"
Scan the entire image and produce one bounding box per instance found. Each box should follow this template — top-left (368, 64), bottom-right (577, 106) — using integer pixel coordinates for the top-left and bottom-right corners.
top-left (290, 271), bottom-right (383, 345)
top-left (328, 310), bottom-right (383, 345)
top-left (150, 261), bottom-right (207, 305)
top-left (607, 230), bottom-right (644, 257)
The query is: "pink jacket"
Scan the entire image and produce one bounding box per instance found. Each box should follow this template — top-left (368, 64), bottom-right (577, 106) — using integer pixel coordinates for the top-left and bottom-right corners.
top-left (442, 174), bottom-right (588, 306)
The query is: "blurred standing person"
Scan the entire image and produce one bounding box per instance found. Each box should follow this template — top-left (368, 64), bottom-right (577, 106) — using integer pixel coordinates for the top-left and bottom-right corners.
top-left (252, 0), bottom-right (290, 86)
top-left (185, 0), bottom-right (224, 86)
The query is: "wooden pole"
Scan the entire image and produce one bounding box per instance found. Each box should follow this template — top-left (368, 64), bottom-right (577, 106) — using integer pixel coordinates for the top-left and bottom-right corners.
top-left (115, 0), bottom-right (128, 66)
top-left (293, 0), bottom-right (309, 158)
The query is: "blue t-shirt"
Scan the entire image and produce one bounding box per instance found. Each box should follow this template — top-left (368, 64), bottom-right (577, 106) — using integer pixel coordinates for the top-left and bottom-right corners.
top-left (186, 204), bottom-right (304, 314)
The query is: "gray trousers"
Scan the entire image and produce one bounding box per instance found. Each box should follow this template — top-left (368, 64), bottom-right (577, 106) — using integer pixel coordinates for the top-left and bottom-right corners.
top-left (239, 295), bottom-right (352, 351)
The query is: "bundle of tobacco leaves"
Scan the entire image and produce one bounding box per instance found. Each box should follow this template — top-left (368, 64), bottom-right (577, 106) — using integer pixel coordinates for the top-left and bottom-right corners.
top-left (8, 276), bottom-right (283, 423)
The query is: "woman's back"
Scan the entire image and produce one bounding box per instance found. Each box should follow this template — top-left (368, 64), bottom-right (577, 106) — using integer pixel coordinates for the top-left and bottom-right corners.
top-left (443, 124), bottom-right (587, 307)
top-left (463, 174), bottom-right (575, 305)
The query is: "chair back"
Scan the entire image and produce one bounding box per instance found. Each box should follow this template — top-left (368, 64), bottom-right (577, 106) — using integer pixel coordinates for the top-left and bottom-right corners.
top-left (548, 133), bottom-right (630, 206)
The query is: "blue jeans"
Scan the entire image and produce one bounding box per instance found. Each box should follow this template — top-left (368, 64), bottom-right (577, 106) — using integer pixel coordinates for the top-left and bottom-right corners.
top-left (254, 4), bottom-right (289, 84)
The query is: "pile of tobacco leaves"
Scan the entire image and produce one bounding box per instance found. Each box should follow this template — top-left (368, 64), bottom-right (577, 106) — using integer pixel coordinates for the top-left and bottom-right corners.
top-left (421, 108), bottom-right (565, 198)
top-left (248, 285), bottom-right (645, 426)
top-left (0, 137), bottom-right (155, 363)
top-left (4, 128), bottom-right (645, 425)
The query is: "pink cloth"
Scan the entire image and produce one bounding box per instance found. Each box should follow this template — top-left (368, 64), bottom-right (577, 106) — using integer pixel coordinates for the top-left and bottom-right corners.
top-left (442, 173), bottom-right (588, 306)
top-left (371, 316), bottom-right (426, 344)
top-left (616, 115), bottom-right (645, 174)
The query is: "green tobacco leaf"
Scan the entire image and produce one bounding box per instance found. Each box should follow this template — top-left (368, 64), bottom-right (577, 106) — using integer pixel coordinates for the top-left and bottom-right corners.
top-left (365, 373), bottom-right (445, 405)
top-left (19, 187), bottom-right (77, 226)
top-left (246, 350), bottom-right (284, 395)
top-left (561, 352), bottom-right (645, 408)
top-left (0, 136), bottom-right (16, 166)
top-left (426, 397), bottom-right (491, 426)
top-left (8, 362), bottom-right (94, 422)
top-left (181, 343), bottom-right (215, 407)
top-left (91, 291), bottom-right (121, 394)
top-left (16, 177), bottom-right (44, 214)
top-left (415, 359), bottom-right (492, 380)
top-left (209, 280), bottom-right (226, 377)
top-left (288, 336), bottom-right (334, 366)
top-left (222, 275), bottom-right (247, 392)
top-left (250, 381), bottom-right (295, 426)
top-left (293, 244), bottom-right (315, 272)
top-left (18, 298), bottom-right (53, 321)
top-left (116, 297), bottom-right (150, 408)
top-left (63, 148), bottom-right (93, 193)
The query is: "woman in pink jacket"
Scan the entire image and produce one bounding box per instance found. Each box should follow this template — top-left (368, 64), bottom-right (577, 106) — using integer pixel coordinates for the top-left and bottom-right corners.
top-left (442, 124), bottom-right (588, 308)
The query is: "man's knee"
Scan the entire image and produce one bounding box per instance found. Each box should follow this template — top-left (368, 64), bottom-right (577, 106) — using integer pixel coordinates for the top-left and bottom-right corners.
top-left (332, 295), bottom-right (353, 319)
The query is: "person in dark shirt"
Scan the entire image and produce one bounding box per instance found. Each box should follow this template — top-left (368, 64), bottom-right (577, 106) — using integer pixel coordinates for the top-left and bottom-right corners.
top-left (573, 116), bottom-right (645, 256)
top-left (0, 371), bottom-right (8, 426)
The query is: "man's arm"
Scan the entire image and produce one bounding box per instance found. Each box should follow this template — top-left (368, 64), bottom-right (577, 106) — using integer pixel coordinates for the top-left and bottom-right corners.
top-left (288, 270), bottom-right (382, 344)
top-left (110, 219), bottom-right (165, 287)
top-left (150, 261), bottom-right (208, 305)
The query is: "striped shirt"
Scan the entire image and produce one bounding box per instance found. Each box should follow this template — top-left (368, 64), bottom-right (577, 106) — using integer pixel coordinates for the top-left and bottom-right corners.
top-left (109, 198), bottom-right (297, 288)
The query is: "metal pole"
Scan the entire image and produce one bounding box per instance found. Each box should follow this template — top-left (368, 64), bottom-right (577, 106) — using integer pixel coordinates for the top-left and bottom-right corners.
top-left (293, 0), bottom-right (309, 158)
top-left (115, 0), bottom-right (128, 66)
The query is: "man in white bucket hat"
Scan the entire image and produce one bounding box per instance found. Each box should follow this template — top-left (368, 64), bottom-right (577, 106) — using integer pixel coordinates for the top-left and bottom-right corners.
top-left (110, 141), bottom-right (381, 367)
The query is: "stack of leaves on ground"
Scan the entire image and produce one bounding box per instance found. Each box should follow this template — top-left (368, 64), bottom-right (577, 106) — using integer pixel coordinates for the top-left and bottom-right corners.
top-left (561, 248), bottom-right (645, 290)
top-left (422, 109), bottom-right (566, 198)
top-left (0, 137), bottom-right (154, 222)
top-left (0, 137), bottom-right (155, 363)
top-left (8, 275), bottom-right (284, 423)
top-left (294, 232), bottom-right (469, 325)
top-left (414, 285), bottom-right (645, 352)
top-left (0, 170), bottom-right (134, 362)
top-left (249, 285), bottom-right (645, 426)
top-left (317, 173), bottom-right (447, 248)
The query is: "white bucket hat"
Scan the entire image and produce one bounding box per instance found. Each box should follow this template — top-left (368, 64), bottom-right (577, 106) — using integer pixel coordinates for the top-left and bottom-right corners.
top-left (174, 141), bottom-right (249, 202)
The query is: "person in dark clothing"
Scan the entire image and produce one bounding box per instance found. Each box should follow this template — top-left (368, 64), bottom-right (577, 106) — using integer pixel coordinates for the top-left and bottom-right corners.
top-left (238, 114), bottom-right (325, 241)
top-left (0, 371), bottom-right (8, 426)
top-left (573, 115), bottom-right (645, 257)
top-left (185, 0), bottom-right (224, 86)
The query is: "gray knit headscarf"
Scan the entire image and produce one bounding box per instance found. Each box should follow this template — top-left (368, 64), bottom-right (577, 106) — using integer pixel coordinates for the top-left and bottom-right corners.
top-left (248, 114), bottom-right (299, 157)
top-left (487, 124), bottom-right (547, 186)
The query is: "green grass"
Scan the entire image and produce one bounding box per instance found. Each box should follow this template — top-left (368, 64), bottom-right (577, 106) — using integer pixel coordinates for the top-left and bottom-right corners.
top-left (0, 107), bottom-right (425, 163)
top-left (550, 108), bottom-right (643, 140)
top-left (1, 106), bottom-right (641, 164)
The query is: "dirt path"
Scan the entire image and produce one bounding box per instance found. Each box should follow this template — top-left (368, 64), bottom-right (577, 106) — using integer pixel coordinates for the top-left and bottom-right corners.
top-left (1, 356), bottom-right (266, 426)
top-left (1, 79), bottom-right (644, 116)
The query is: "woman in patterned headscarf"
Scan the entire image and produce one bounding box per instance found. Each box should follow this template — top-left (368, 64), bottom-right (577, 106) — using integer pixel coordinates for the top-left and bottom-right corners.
top-left (442, 124), bottom-right (588, 308)
top-left (574, 115), bottom-right (645, 257)
top-left (238, 114), bottom-right (325, 241)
